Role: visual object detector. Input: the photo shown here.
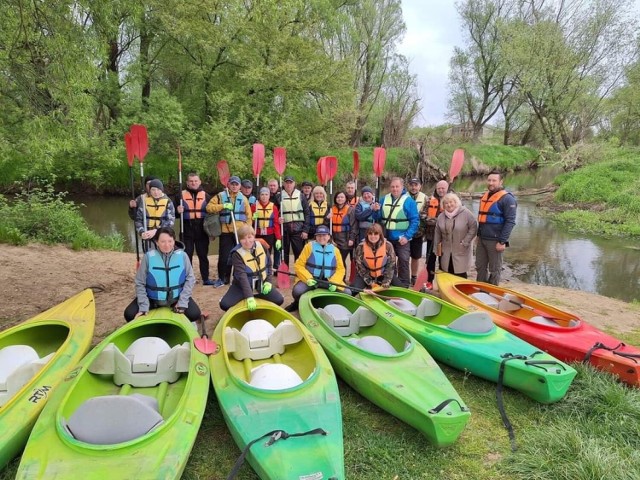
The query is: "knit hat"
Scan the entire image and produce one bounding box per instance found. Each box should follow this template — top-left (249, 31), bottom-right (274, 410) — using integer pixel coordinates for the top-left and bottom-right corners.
top-left (148, 179), bottom-right (164, 191)
top-left (361, 186), bottom-right (373, 194)
top-left (144, 175), bottom-right (158, 185)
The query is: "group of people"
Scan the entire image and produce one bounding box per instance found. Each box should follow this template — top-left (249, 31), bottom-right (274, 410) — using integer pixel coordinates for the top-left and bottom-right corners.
top-left (123, 170), bottom-right (517, 321)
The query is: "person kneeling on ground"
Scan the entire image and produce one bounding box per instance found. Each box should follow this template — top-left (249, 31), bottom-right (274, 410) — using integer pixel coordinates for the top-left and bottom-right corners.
top-left (353, 223), bottom-right (403, 292)
top-left (124, 227), bottom-right (201, 322)
top-left (219, 226), bottom-right (284, 311)
top-left (286, 225), bottom-right (351, 312)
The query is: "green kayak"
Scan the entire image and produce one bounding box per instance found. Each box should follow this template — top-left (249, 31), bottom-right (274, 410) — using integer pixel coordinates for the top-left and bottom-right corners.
top-left (298, 290), bottom-right (470, 447)
top-left (210, 299), bottom-right (344, 479)
top-left (0, 289), bottom-right (95, 470)
top-left (16, 308), bottom-right (209, 479)
top-left (360, 288), bottom-right (576, 404)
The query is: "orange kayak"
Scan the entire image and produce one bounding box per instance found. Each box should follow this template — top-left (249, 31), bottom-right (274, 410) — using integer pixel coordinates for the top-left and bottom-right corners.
top-left (435, 272), bottom-right (640, 387)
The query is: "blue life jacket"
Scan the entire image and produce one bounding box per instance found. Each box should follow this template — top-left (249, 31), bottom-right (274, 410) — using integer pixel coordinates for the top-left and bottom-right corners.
top-left (145, 249), bottom-right (187, 304)
top-left (305, 242), bottom-right (337, 280)
top-left (220, 191), bottom-right (248, 223)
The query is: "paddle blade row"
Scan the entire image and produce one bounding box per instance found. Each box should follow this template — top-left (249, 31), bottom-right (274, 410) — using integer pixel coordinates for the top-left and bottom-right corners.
top-left (373, 147), bottom-right (386, 177)
top-left (253, 143), bottom-right (265, 177)
top-left (274, 147), bottom-right (286, 175)
top-left (449, 149), bottom-right (465, 182)
top-left (217, 160), bottom-right (230, 186)
top-left (130, 124), bottom-right (149, 162)
top-left (317, 157), bottom-right (327, 185)
top-left (352, 150), bottom-right (360, 179)
top-left (325, 156), bottom-right (338, 181)
top-left (124, 132), bottom-right (135, 167)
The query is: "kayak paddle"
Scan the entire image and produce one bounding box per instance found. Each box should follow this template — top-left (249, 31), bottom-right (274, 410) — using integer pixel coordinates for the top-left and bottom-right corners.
top-left (125, 132), bottom-right (140, 269)
top-left (373, 147), bottom-right (386, 202)
top-left (217, 160), bottom-right (239, 243)
top-left (325, 156), bottom-right (338, 232)
top-left (178, 146), bottom-right (184, 239)
top-left (274, 147), bottom-right (288, 282)
top-left (449, 149), bottom-right (465, 183)
top-left (252, 144), bottom-right (265, 230)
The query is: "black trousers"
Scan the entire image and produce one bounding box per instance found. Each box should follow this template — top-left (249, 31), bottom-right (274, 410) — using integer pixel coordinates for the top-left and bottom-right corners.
top-left (425, 239), bottom-right (438, 282)
top-left (219, 284), bottom-right (284, 311)
top-left (124, 297), bottom-right (201, 322)
top-left (282, 230), bottom-right (305, 267)
top-left (182, 221), bottom-right (210, 281)
top-left (218, 232), bottom-right (237, 283)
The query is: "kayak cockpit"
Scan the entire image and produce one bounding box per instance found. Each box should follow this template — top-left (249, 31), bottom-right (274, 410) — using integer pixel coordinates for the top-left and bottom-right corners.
top-left (0, 346), bottom-right (55, 407)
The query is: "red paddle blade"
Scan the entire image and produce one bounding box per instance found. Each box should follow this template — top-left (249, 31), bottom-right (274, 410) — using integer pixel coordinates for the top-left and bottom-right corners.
top-left (352, 150), bottom-right (360, 179)
top-left (194, 336), bottom-right (218, 355)
top-left (373, 147), bottom-right (386, 177)
top-left (131, 124), bottom-right (149, 162)
top-left (124, 132), bottom-right (135, 167)
top-left (449, 149), bottom-right (465, 182)
top-left (217, 160), bottom-right (230, 186)
top-left (412, 268), bottom-right (429, 291)
top-left (325, 156), bottom-right (338, 181)
top-left (274, 147), bottom-right (286, 175)
top-left (317, 157), bottom-right (327, 185)
top-left (253, 143), bottom-right (265, 177)
top-left (277, 263), bottom-right (290, 289)
top-left (348, 259), bottom-right (357, 283)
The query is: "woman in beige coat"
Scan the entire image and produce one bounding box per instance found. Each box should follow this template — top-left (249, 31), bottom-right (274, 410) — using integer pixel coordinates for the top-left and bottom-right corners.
top-left (433, 193), bottom-right (478, 278)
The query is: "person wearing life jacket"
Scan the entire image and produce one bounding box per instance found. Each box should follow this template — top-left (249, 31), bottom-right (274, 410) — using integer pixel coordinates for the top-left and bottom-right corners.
top-left (252, 187), bottom-right (282, 264)
top-left (354, 186), bottom-right (375, 243)
top-left (424, 180), bottom-right (449, 289)
top-left (206, 175), bottom-right (252, 287)
top-left (407, 177), bottom-right (428, 286)
top-left (134, 179), bottom-right (176, 252)
top-left (279, 176), bottom-right (311, 268)
top-left (175, 172), bottom-right (213, 285)
top-left (353, 223), bottom-right (403, 291)
top-left (475, 171), bottom-right (517, 285)
top-left (219, 226), bottom-right (284, 311)
top-left (308, 185), bottom-right (329, 238)
top-left (241, 180), bottom-right (257, 208)
top-left (124, 227), bottom-right (201, 323)
top-left (371, 177), bottom-right (419, 288)
top-left (345, 181), bottom-right (359, 207)
top-left (285, 225), bottom-right (351, 312)
top-left (301, 181), bottom-right (314, 202)
top-left (326, 191), bottom-right (357, 267)
top-left (128, 175), bottom-right (156, 220)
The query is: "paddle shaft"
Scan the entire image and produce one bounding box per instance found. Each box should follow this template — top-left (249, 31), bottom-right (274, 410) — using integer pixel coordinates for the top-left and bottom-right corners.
top-left (129, 166), bottom-right (141, 267)
top-left (178, 151), bottom-right (184, 236)
top-left (279, 271), bottom-right (400, 300)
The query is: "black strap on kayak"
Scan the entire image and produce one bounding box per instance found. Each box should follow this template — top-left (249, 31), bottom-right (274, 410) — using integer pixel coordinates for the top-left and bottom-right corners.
top-left (497, 353), bottom-right (529, 452)
top-left (584, 341), bottom-right (640, 364)
top-left (428, 398), bottom-right (469, 414)
top-left (226, 428), bottom-right (327, 480)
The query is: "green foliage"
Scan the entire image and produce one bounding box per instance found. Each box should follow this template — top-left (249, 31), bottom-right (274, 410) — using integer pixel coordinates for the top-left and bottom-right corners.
top-left (0, 187), bottom-right (124, 250)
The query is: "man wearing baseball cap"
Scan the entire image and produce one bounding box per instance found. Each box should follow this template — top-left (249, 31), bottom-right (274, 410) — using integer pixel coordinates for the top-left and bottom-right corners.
top-left (206, 175), bottom-right (252, 287)
top-left (279, 176), bottom-right (310, 269)
top-left (285, 225), bottom-right (351, 311)
top-left (241, 179), bottom-right (256, 208)
top-left (301, 181), bottom-right (314, 201)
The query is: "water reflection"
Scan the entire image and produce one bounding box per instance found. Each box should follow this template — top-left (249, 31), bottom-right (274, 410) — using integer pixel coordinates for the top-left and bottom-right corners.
top-left (71, 167), bottom-right (640, 302)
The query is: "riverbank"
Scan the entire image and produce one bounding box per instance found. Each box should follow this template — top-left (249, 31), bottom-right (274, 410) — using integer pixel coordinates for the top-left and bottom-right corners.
top-left (2, 244), bottom-right (638, 343)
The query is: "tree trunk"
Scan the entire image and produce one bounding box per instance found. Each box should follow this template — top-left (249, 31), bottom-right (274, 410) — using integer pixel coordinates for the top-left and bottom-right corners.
top-left (140, 15), bottom-right (152, 111)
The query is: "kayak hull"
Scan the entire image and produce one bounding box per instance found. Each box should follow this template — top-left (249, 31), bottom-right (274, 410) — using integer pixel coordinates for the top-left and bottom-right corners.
top-left (0, 289), bottom-right (95, 470)
top-left (16, 309), bottom-right (209, 479)
top-left (359, 288), bottom-right (576, 403)
top-left (210, 299), bottom-right (344, 480)
top-left (298, 290), bottom-right (470, 447)
top-left (436, 272), bottom-right (640, 387)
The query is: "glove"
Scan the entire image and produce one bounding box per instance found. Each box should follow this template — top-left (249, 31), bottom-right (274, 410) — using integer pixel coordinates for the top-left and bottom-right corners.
top-left (381, 282), bottom-right (390, 289)
top-left (328, 284), bottom-right (337, 292)
top-left (275, 239), bottom-right (282, 250)
top-left (246, 297), bottom-right (257, 311)
top-left (306, 279), bottom-right (317, 287)
top-left (261, 282), bottom-right (272, 295)
top-left (223, 202), bottom-right (233, 210)
top-left (252, 212), bottom-right (259, 219)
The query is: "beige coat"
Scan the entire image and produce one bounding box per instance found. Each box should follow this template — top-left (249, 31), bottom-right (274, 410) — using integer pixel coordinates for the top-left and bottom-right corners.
top-left (433, 206), bottom-right (477, 274)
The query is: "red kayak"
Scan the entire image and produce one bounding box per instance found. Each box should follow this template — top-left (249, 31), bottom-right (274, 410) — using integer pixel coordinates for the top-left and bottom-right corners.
top-left (435, 272), bottom-right (640, 387)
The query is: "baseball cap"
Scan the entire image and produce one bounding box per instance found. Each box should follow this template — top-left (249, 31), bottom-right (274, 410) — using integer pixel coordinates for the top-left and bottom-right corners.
top-left (228, 176), bottom-right (241, 185)
top-left (284, 176), bottom-right (295, 182)
top-left (241, 179), bottom-right (253, 188)
top-left (409, 177), bottom-right (421, 184)
top-left (301, 181), bottom-right (313, 187)
top-left (315, 225), bottom-right (330, 235)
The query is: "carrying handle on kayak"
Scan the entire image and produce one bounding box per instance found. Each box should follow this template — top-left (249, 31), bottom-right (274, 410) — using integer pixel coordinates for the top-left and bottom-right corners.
top-left (583, 342), bottom-right (640, 364)
top-left (428, 398), bottom-right (469, 414)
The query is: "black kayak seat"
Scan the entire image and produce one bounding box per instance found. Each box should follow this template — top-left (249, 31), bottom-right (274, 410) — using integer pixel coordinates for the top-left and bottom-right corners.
top-left (64, 393), bottom-right (163, 445)
top-left (448, 312), bottom-right (494, 334)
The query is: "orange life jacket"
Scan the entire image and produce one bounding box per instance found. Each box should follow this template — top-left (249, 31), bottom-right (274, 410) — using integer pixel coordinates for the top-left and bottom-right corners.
top-left (427, 196), bottom-right (442, 219)
top-left (478, 190), bottom-right (509, 224)
top-left (362, 241), bottom-right (388, 278)
top-left (181, 190), bottom-right (207, 220)
top-left (331, 204), bottom-right (351, 233)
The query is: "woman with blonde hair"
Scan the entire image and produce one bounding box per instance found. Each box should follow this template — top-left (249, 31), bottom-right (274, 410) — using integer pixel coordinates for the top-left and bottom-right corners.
top-left (308, 185), bottom-right (329, 238)
top-left (433, 193), bottom-right (477, 279)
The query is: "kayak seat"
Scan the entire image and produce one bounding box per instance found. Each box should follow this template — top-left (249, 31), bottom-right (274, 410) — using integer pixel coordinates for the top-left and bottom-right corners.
top-left (448, 312), bottom-right (494, 334)
top-left (225, 319), bottom-right (303, 361)
top-left (497, 293), bottom-right (524, 312)
top-left (248, 363), bottom-right (304, 390)
top-left (64, 393), bottom-right (164, 445)
top-left (470, 292), bottom-right (500, 309)
top-left (386, 298), bottom-right (417, 315)
top-left (348, 336), bottom-right (397, 355)
top-left (529, 316), bottom-right (560, 327)
top-left (0, 345), bottom-right (55, 407)
top-left (416, 298), bottom-right (442, 318)
top-left (88, 337), bottom-right (191, 388)
top-left (317, 304), bottom-right (377, 336)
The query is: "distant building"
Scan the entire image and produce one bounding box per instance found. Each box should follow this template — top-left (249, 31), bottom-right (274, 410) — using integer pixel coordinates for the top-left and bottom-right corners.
top-left (447, 121), bottom-right (498, 140)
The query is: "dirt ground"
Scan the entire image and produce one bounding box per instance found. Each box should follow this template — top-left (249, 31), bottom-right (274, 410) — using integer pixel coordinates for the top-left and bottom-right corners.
top-left (1, 244), bottom-right (638, 344)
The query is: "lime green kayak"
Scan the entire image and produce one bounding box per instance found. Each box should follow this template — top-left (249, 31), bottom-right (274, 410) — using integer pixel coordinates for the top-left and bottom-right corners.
top-left (210, 299), bottom-right (344, 479)
top-left (0, 289), bottom-right (95, 470)
top-left (298, 290), bottom-right (470, 447)
top-left (16, 308), bottom-right (209, 479)
top-left (360, 288), bottom-right (576, 404)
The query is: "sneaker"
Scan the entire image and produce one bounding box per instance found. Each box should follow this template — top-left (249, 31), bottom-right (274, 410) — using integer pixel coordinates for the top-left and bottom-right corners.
top-left (425, 281), bottom-right (433, 290)
top-left (202, 279), bottom-right (215, 286)
top-left (212, 279), bottom-right (225, 288)
top-left (284, 302), bottom-right (298, 312)
top-left (411, 275), bottom-right (417, 285)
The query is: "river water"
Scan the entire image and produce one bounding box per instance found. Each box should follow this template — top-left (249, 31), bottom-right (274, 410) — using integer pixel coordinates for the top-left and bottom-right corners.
top-left (74, 168), bottom-right (640, 303)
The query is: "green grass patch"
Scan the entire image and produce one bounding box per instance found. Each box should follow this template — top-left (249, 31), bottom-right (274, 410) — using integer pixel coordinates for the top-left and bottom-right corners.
top-left (0, 187), bottom-right (124, 250)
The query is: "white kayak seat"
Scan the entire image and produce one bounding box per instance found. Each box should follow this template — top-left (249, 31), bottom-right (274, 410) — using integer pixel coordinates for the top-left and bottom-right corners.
top-left (88, 337), bottom-right (191, 388)
top-left (317, 305), bottom-right (377, 337)
top-left (415, 298), bottom-right (442, 318)
top-left (225, 319), bottom-right (303, 361)
top-left (470, 292), bottom-right (500, 309)
top-left (348, 336), bottom-right (397, 355)
top-left (448, 312), bottom-right (495, 334)
top-left (529, 315), bottom-right (560, 327)
top-left (497, 293), bottom-right (524, 312)
top-left (248, 363), bottom-right (303, 390)
top-left (64, 393), bottom-right (163, 445)
top-left (386, 298), bottom-right (417, 316)
top-left (0, 346), bottom-right (55, 407)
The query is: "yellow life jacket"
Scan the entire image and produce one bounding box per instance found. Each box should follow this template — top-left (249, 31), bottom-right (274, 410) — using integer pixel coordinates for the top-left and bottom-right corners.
top-left (280, 189), bottom-right (304, 223)
top-left (145, 196), bottom-right (170, 229)
top-left (237, 242), bottom-right (268, 285)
